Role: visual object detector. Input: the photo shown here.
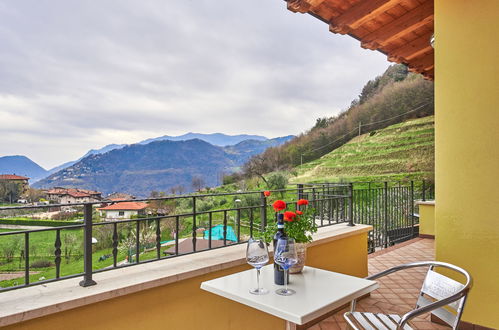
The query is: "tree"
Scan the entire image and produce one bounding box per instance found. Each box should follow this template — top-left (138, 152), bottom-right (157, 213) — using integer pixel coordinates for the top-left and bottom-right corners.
top-left (26, 187), bottom-right (46, 203)
top-left (191, 176), bottom-right (205, 192)
top-left (0, 181), bottom-right (22, 203)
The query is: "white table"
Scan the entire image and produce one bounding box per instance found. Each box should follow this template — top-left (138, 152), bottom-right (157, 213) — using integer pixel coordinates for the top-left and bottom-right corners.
top-left (200, 265), bottom-right (378, 328)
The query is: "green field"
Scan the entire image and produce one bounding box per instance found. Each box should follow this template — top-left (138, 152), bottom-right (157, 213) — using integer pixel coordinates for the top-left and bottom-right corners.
top-left (291, 116), bottom-right (434, 184)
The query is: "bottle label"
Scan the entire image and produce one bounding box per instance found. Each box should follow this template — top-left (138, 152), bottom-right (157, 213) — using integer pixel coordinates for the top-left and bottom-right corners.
top-left (277, 224), bottom-right (284, 229)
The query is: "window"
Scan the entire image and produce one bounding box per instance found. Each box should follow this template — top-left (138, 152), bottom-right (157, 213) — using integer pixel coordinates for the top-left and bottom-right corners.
top-left (118, 211), bottom-right (125, 216)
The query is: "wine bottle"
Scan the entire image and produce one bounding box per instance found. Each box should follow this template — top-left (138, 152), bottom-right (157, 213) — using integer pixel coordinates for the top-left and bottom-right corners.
top-left (273, 213), bottom-right (289, 285)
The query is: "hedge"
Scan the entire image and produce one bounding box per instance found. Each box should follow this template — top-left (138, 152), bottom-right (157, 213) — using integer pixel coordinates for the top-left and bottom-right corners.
top-left (0, 218), bottom-right (82, 227)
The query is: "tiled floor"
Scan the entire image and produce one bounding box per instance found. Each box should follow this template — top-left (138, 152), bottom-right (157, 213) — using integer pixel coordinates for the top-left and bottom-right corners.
top-left (312, 238), bottom-right (449, 329)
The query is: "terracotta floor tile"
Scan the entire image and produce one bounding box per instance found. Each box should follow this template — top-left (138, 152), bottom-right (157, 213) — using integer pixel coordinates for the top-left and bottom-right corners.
top-left (314, 238), bottom-right (442, 330)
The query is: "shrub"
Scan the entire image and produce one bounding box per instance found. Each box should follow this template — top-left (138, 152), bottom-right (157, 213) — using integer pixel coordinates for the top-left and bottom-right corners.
top-left (30, 260), bottom-right (53, 268)
top-left (0, 219), bottom-right (80, 227)
top-left (267, 172), bottom-right (288, 191)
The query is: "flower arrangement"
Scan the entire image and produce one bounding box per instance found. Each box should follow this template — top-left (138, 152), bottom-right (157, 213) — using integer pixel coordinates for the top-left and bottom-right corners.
top-left (261, 192), bottom-right (317, 244)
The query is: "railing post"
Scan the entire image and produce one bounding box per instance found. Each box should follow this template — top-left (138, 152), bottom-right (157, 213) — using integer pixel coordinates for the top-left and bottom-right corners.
top-left (192, 196), bottom-right (197, 252)
top-left (260, 192), bottom-right (267, 232)
top-left (383, 182), bottom-right (388, 248)
top-left (348, 182), bottom-right (354, 226)
top-left (297, 184), bottom-right (304, 200)
top-left (79, 203), bottom-right (96, 287)
top-left (410, 181), bottom-right (415, 238)
top-left (422, 180), bottom-right (426, 201)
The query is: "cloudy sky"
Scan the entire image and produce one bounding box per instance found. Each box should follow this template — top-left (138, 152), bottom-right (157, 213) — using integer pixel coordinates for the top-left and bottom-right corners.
top-left (0, 0), bottom-right (389, 169)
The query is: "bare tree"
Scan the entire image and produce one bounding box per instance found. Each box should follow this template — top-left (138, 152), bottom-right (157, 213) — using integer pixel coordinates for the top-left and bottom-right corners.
top-left (191, 176), bottom-right (205, 192)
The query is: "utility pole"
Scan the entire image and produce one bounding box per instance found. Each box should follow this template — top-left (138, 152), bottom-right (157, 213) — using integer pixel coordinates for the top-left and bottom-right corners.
top-left (358, 121), bottom-right (362, 136)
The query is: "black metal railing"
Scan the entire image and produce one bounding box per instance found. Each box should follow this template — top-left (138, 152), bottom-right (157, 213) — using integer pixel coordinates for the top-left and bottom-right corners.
top-left (0, 186), bottom-right (350, 292)
top-left (0, 180), bottom-right (433, 291)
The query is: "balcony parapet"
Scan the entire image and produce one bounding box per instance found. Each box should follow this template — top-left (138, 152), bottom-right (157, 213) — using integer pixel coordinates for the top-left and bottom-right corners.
top-left (0, 223), bottom-right (371, 328)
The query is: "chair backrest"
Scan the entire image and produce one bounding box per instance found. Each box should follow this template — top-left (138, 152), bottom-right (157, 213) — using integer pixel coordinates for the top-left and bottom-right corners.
top-left (415, 262), bottom-right (472, 328)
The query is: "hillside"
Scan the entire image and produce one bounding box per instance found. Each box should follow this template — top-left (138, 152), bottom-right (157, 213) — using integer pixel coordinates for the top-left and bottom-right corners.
top-left (0, 155), bottom-right (48, 182)
top-left (243, 64), bottom-right (434, 175)
top-left (291, 116), bottom-right (434, 183)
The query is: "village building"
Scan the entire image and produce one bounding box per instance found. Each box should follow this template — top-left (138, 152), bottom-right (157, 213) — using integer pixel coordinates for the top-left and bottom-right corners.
top-left (105, 192), bottom-right (136, 201)
top-left (0, 174), bottom-right (30, 202)
top-left (46, 187), bottom-right (102, 204)
top-left (97, 201), bottom-right (148, 220)
top-left (0, 174), bottom-right (30, 188)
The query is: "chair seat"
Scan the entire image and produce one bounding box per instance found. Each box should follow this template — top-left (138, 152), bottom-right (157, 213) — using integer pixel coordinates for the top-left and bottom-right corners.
top-left (344, 312), bottom-right (413, 330)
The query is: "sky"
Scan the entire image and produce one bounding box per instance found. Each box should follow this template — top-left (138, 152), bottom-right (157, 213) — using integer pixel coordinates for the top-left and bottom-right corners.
top-left (0, 0), bottom-right (389, 169)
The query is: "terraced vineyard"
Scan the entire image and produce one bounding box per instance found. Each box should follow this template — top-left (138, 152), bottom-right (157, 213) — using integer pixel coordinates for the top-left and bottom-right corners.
top-left (291, 116), bottom-right (434, 184)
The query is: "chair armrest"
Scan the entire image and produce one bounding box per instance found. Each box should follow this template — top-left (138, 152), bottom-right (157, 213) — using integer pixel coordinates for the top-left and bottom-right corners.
top-left (398, 290), bottom-right (469, 327)
top-left (366, 263), bottom-right (426, 280)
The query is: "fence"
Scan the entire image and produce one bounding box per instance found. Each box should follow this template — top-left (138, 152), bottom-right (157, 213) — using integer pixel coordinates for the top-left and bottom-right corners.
top-left (0, 180), bottom-right (433, 292)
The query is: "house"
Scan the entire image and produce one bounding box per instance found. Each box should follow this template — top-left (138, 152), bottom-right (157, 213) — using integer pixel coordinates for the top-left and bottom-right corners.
top-left (46, 188), bottom-right (102, 204)
top-left (0, 174), bottom-right (30, 191)
top-left (97, 201), bottom-right (148, 219)
top-left (0, 174), bottom-right (30, 202)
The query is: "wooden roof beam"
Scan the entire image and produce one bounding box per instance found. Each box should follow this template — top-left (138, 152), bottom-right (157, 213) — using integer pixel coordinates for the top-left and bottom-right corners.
top-left (388, 32), bottom-right (434, 62)
top-left (408, 52), bottom-right (434, 71)
top-left (361, 1), bottom-right (434, 50)
top-left (329, 0), bottom-right (400, 34)
top-left (287, 0), bottom-right (312, 14)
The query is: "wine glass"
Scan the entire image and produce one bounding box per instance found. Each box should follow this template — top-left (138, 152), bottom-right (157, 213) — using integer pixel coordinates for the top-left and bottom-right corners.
top-left (246, 238), bottom-right (269, 295)
top-left (274, 237), bottom-right (298, 296)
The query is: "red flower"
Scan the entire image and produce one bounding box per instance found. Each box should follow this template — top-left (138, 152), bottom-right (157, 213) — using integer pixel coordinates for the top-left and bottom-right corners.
top-left (284, 211), bottom-right (296, 222)
top-left (296, 210), bottom-right (303, 215)
top-left (263, 191), bottom-right (271, 197)
top-left (297, 199), bottom-right (309, 206)
top-left (273, 200), bottom-right (286, 212)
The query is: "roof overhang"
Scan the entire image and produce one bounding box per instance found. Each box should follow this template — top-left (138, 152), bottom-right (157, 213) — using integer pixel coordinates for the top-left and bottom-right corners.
top-left (285, 0), bottom-right (434, 80)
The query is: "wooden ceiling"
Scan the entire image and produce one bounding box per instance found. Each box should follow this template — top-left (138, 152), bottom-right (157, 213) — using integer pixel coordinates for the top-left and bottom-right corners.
top-left (286, 0), bottom-right (434, 80)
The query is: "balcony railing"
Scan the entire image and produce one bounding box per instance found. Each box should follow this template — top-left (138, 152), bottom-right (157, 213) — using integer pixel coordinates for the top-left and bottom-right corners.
top-left (0, 180), bottom-right (431, 292)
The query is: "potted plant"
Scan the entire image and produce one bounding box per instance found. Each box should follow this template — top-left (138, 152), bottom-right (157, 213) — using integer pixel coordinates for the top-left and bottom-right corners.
top-left (261, 194), bottom-right (317, 273)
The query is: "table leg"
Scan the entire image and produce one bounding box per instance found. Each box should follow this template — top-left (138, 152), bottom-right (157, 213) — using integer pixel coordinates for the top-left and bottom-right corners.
top-left (286, 321), bottom-right (298, 330)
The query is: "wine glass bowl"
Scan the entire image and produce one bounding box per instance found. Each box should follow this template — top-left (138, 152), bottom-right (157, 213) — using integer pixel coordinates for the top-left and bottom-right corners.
top-left (274, 237), bottom-right (298, 296)
top-left (246, 238), bottom-right (269, 295)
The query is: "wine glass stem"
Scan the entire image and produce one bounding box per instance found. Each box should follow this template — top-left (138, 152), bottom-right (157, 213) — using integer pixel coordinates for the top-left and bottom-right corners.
top-left (284, 269), bottom-right (288, 293)
top-left (256, 268), bottom-right (261, 290)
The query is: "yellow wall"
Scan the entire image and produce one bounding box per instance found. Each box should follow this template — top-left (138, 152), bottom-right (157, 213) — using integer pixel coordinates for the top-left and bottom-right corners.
top-left (3, 232), bottom-right (368, 330)
top-left (418, 203), bottom-right (435, 237)
top-left (435, 1), bottom-right (499, 327)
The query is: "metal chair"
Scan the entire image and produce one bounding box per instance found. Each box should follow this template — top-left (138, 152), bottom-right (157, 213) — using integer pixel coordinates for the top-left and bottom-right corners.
top-left (344, 261), bottom-right (473, 330)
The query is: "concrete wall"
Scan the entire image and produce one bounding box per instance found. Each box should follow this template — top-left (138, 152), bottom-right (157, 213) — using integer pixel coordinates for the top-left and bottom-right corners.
top-left (417, 202), bottom-right (435, 237)
top-left (435, 1), bottom-right (499, 327)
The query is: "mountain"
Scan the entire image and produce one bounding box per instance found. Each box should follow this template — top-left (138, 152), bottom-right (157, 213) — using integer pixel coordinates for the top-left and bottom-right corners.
top-left (291, 116), bottom-right (434, 183)
top-left (48, 144), bottom-right (127, 174)
top-left (34, 135), bottom-right (294, 196)
top-left (46, 133), bottom-right (269, 175)
top-left (223, 135), bottom-right (295, 164)
top-left (139, 132), bottom-right (267, 146)
top-left (35, 139), bottom-right (235, 196)
top-left (0, 155), bottom-right (48, 182)
top-left (79, 144), bottom-right (127, 159)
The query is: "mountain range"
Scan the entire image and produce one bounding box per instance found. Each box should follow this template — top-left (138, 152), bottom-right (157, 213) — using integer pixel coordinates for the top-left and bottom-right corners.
top-left (33, 135), bottom-right (294, 196)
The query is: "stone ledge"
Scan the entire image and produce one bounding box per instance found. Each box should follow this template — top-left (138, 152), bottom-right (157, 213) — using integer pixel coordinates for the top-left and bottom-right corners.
top-left (415, 200), bottom-right (435, 206)
top-left (0, 223), bottom-right (371, 327)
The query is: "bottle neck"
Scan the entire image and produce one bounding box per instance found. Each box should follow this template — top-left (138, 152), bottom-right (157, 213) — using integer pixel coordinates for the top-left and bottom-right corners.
top-left (277, 213), bottom-right (284, 231)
